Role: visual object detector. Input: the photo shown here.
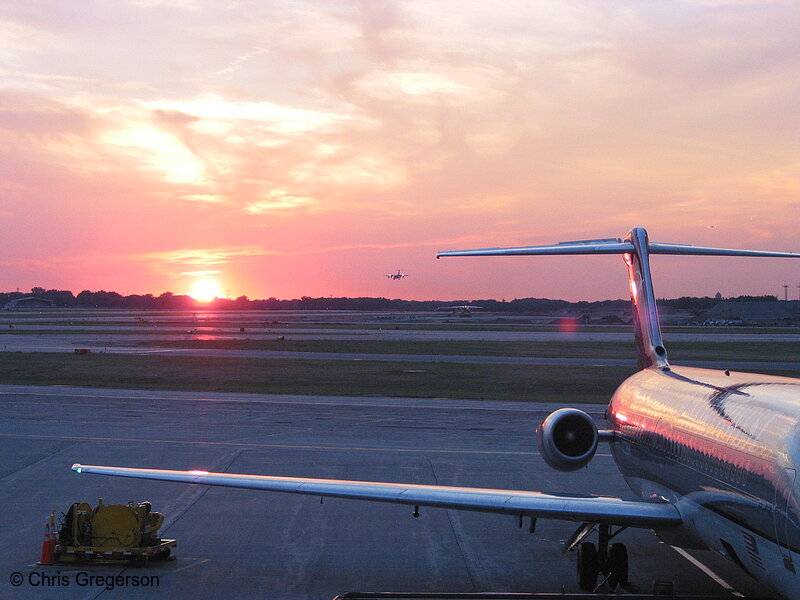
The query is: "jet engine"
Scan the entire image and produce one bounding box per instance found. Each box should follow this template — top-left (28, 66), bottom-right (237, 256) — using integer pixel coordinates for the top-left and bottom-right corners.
top-left (536, 408), bottom-right (599, 471)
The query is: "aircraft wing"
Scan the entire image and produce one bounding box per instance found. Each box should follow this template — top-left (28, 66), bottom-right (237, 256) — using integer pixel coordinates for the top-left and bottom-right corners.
top-left (72, 464), bottom-right (680, 529)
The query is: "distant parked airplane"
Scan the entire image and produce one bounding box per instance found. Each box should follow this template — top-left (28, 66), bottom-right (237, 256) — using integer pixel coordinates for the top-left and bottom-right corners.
top-left (436, 305), bottom-right (483, 317)
top-left (386, 270), bottom-right (408, 280)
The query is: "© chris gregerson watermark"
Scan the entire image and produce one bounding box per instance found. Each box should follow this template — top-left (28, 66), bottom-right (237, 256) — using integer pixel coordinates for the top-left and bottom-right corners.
top-left (9, 570), bottom-right (160, 591)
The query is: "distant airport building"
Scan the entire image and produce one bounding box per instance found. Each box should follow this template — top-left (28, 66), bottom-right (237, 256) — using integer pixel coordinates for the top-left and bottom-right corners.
top-left (701, 300), bottom-right (800, 326)
top-left (3, 296), bottom-right (56, 310)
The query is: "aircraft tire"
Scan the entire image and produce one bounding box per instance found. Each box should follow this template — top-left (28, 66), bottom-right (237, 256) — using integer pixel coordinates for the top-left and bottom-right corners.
top-left (607, 543), bottom-right (628, 589)
top-left (577, 542), bottom-right (599, 591)
top-left (129, 556), bottom-right (148, 567)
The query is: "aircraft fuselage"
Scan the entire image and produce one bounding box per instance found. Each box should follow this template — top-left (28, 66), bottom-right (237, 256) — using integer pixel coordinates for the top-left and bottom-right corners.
top-left (608, 365), bottom-right (800, 598)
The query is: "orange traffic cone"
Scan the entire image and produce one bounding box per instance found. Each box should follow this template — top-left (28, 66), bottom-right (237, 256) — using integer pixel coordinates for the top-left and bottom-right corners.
top-left (48, 513), bottom-right (58, 557)
top-left (37, 523), bottom-right (54, 565)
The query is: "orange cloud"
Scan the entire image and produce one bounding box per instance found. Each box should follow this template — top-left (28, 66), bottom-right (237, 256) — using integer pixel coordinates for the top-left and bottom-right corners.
top-left (0, 1), bottom-right (798, 301)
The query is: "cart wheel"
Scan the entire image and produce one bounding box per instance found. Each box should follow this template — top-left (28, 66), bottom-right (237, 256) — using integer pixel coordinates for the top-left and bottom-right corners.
top-left (130, 556), bottom-right (147, 567)
top-left (154, 548), bottom-right (171, 561)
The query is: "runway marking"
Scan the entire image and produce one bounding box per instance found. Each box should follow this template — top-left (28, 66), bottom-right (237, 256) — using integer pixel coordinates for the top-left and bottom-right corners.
top-left (670, 546), bottom-right (744, 597)
top-left (169, 558), bottom-right (210, 574)
top-left (0, 432), bottom-right (541, 457)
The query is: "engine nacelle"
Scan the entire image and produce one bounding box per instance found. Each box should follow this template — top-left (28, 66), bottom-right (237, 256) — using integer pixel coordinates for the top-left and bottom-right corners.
top-left (536, 408), bottom-right (599, 471)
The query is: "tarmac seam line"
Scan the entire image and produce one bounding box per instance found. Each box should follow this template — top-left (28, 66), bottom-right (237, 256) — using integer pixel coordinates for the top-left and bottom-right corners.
top-left (670, 545), bottom-right (744, 597)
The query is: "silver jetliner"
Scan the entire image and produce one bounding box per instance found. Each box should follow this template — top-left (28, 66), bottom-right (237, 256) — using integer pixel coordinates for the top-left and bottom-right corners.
top-left (73, 227), bottom-right (800, 597)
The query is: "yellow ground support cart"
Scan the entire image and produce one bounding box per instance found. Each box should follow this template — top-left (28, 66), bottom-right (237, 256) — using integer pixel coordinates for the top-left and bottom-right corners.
top-left (55, 499), bottom-right (175, 565)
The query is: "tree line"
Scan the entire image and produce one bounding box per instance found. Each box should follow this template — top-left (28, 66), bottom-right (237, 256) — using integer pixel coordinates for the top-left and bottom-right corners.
top-left (0, 288), bottom-right (779, 312)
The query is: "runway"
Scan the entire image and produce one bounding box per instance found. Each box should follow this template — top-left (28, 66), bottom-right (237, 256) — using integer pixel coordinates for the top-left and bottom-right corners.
top-left (0, 385), bottom-right (776, 599)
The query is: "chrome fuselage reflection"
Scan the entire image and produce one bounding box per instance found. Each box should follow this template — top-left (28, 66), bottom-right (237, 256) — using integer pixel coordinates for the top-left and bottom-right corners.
top-left (609, 365), bottom-right (800, 598)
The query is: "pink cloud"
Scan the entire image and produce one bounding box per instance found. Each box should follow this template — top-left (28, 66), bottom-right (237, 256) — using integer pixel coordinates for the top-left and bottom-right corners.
top-left (0, 1), bottom-right (797, 301)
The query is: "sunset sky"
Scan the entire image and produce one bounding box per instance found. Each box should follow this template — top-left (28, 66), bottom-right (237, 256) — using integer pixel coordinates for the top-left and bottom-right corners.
top-left (1, 1), bottom-right (798, 302)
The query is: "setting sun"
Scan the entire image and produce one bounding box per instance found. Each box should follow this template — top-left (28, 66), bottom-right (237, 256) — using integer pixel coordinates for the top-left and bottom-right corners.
top-left (191, 278), bottom-right (221, 303)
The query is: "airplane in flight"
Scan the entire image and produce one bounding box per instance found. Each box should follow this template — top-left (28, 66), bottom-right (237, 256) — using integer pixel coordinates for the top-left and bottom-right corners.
top-left (386, 269), bottom-right (408, 280)
top-left (73, 227), bottom-right (800, 597)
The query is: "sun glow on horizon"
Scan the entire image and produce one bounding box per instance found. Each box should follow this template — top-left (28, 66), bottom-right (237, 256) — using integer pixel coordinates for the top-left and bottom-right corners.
top-left (191, 278), bottom-right (222, 303)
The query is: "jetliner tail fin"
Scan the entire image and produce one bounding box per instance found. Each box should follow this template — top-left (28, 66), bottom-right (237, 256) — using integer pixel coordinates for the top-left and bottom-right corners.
top-left (438, 227), bottom-right (800, 370)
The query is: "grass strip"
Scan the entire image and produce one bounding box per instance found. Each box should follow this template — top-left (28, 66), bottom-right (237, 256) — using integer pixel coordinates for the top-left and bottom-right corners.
top-left (0, 352), bottom-right (638, 403)
top-left (138, 339), bottom-right (800, 363)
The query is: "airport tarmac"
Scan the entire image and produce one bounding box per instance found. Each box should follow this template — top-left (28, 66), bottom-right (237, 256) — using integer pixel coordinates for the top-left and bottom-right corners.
top-left (0, 385), bottom-right (776, 599)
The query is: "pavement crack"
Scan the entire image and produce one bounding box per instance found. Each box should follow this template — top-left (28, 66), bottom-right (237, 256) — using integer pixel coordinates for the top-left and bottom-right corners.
top-left (427, 458), bottom-right (481, 592)
top-left (160, 448), bottom-right (245, 534)
top-left (0, 443), bottom-right (75, 483)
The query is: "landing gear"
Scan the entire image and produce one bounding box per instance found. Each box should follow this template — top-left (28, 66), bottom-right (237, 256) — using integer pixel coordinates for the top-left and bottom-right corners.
top-left (577, 542), bottom-right (599, 590)
top-left (568, 523), bottom-right (629, 591)
top-left (607, 542), bottom-right (628, 589)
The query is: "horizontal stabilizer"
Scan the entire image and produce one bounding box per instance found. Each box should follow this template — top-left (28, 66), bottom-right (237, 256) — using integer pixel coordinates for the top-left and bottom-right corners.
top-left (437, 240), bottom-right (633, 257)
top-left (648, 243), bottom-right (800, 258)
top-left (72, 463), bottom-right (681, 529)
top-left (438, 240), bottom-right (800, 259)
